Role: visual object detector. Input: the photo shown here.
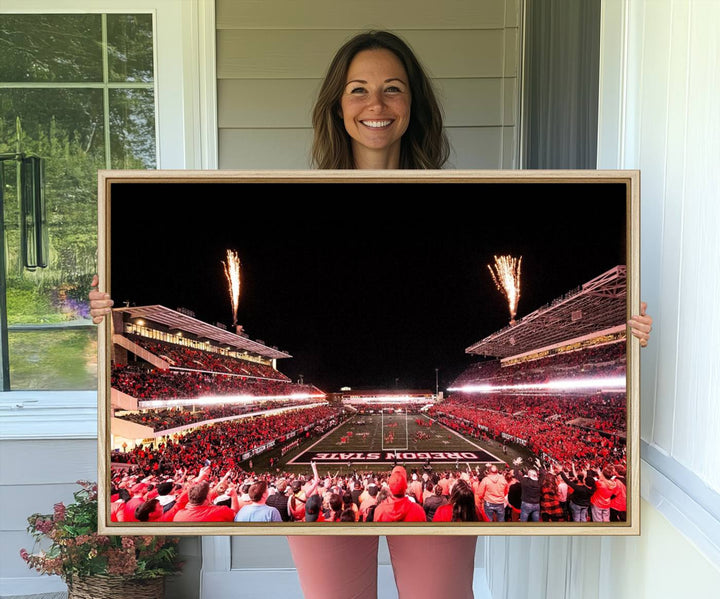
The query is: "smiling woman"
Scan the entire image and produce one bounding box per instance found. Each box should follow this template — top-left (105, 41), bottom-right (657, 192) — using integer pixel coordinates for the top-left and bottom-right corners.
top-left (311, 30), bottom-right (449, 170)
top-left (340, 49), bottom-right (412, 169)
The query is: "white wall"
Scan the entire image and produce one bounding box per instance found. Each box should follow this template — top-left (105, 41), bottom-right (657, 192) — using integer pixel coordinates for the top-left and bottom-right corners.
top-left (485, 1), bottom-right (720, 597)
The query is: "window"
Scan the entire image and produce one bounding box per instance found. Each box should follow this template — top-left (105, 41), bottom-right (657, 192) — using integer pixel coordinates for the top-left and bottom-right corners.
top-left (0, 13), bottom-right (156, 390)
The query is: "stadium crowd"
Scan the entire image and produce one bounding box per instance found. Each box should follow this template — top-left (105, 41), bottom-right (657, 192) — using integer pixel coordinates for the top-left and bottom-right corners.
top-left (126, 334), bottom-right (288, 380)
top-left (112, 405), bottom-right (341, 472)
top-left (451, 341), bottom-right (626, 388)
top-left (108, 335), bottom-right (629, 526)
top-left (115, 399), bottom-right (326, 433)
top-left (430, 398), bottom-right (625, 468)
top-left (111, 458), bottom-right (625, 524)
top-left (435, 339), bottom-right (628, 475)
top-left (111, 364), bottom-right (320, 401)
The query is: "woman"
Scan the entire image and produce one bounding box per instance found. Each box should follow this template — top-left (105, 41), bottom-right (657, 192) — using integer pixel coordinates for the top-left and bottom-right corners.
top-left (341, 490), bottom-right (360, 522)
top-left (90, 29), bottom-right (653, 599)
top-left (432, 479), bottom-right (487, 523)
top-left (311, 30), bottom-right (449, 170)
top-left (422, 482), bottom-right (448, 522)
top-left (327, 493), bottom-right (344, 522)
top-left (287, 480), bottom-right (307, 522)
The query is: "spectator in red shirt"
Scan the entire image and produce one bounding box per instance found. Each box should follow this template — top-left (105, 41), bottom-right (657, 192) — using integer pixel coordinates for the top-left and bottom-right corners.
top-left (173, 480), bottom-right (239, 522)
top-left (373, 466), bottom-right (426, 523)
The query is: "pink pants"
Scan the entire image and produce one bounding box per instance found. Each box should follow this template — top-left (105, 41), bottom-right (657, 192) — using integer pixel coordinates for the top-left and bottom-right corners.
top-left (287, 535), bottom-right (477, 599)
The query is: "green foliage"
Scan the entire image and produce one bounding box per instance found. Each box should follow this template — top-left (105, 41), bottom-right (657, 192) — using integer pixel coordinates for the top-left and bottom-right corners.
top-left (1, 110), bottom-right (100, 307)
top-left (1, 12), bottom-right (156, 389)
top-left (8, 328), bottom-right (97, 390)
top-left (5, 284), bottom-right (61, 324)
top-left (20, 481), bottom-right (183, 583)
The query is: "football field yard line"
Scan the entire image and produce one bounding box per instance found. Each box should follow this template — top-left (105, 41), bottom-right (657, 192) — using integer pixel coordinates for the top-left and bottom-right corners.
top-left (284, 414), bottom-right (357, 465)
top-left (420, 413), bottom-right (504, 463)
top-left (287, 412), bottom-right (505, 466)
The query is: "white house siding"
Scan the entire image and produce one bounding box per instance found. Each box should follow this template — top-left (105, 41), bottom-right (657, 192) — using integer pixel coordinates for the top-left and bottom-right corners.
top-left (215, 0), bottom-right (522, 170)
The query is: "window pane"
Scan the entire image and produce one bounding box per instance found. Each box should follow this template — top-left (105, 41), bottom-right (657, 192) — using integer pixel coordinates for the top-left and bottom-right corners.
top-left (110, 88), bottom-right (157, 169)
top-left (0, 14), bottom-right (103, 82)
top-left (0, 89), bottom-right (106, 160)
top-left (1, 88), bottom-right (105, 280)
top-left (8, 329), bottom-right (97, 390)
top-left (107, 14), bottom-right (155, 83)
top-left (1, 13), bottom-right (156, 390)
top-left (1, 89), bottom-right (104, 390)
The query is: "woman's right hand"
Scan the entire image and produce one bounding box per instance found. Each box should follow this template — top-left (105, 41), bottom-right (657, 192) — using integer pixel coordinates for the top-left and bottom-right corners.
top-left (89, 274), bottom-right (113, 324)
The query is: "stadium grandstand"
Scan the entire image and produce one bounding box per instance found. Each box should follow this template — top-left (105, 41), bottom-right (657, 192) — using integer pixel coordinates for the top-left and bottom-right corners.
top-left (434, 265), bottom-right (628, 470)
top-left (109, 305), bottom-right (327, 452)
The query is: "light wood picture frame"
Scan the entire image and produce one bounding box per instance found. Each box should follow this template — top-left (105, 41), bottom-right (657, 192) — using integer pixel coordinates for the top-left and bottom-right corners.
top-left (97, 169), bottom-right (640, 536)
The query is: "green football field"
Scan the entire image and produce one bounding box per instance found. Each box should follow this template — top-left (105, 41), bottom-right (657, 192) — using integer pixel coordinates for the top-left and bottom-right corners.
top-left (281, 412), bottom-right (523, 475)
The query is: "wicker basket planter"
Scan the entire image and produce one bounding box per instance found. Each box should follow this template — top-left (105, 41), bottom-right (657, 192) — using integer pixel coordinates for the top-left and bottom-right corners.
top-left (67, 575), bottom-right (165, 599)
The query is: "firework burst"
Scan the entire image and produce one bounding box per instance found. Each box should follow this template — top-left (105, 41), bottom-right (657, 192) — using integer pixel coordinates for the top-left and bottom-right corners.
top-left (488, 255), bottom-right (522, 325)
top-left (222, 249), bottom-right (241, 326)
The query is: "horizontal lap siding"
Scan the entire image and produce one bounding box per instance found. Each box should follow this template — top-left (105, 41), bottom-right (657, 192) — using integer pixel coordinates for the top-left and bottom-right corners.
top-left (216, 1), bottom-right (513, 30)
top-left (216, 0), bottom-right (521, 170)
top-left (0, 439), bottom-right (96, 581)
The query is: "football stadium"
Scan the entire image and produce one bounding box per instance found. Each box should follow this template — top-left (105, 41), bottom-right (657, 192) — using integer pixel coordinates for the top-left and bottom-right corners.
top-left (108, 262), bottom-right (628, 525)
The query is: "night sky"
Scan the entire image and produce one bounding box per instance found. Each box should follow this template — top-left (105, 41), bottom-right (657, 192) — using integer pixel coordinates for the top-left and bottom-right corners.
top-left (109, 180), bottom-right (627, 393)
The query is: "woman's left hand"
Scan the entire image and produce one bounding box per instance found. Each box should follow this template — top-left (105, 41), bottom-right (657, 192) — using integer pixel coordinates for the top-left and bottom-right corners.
top-left (628, 301), bottom-right (653, 347)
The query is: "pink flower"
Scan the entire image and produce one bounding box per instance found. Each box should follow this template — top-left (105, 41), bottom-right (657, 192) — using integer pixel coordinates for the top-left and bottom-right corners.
top-left (107, 548), bottom-right (137, 576)
top-left (34, 518), bottom-right (54, 534)
top-left (121, 537), bottom-right (135, 549)
top-left (53, 502), bottom-right (66, 521)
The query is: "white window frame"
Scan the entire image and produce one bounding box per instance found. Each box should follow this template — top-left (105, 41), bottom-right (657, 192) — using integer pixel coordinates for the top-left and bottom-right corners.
top-left (0, 0), bottom-right (217, 438)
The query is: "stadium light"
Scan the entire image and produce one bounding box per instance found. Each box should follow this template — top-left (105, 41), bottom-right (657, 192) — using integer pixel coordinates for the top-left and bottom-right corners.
top-left (139, 392), bottom-right (327, 409)
top-left (448, 375), bottom-right (625, 394)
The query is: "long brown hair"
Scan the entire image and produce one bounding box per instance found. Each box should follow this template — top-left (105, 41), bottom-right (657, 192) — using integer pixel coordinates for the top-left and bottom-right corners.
top-left (449, 479), bottom-right (479, 522)
top-left (311, 30), bottom-right (449, 169)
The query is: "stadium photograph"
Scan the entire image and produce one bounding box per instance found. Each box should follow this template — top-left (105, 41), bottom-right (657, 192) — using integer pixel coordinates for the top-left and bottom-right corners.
top-left (99, 172), bottom-right (637, 534)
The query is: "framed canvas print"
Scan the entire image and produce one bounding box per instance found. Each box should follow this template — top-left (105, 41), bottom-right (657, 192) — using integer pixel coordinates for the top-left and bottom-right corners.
top-left (97, 169), bottom-right (640, 536)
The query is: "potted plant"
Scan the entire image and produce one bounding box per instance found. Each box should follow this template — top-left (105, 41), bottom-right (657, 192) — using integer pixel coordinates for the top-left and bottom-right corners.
top-left (20, 480), bottom-right (182, 599)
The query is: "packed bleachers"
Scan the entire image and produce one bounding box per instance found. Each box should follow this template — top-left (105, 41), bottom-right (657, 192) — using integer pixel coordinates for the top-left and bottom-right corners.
top-left (111, 329), bottom-right (325, 403)
top-left (126, 334), bottom-right (289, 380)
top-left (112, 363), bottom-right (319, 401)
top-left (114, 399), bottom-right (325, 433)
top-left (437, 340), bottom-right (627, 470)
top-left (451, 342), bottom-right (625, 388)
top-left (107, 294), bottom-right (630, 525)
top-left (111, 406), bottom-right (341, 473)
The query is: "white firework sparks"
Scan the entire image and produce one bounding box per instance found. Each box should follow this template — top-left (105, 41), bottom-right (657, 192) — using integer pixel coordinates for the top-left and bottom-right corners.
top-left (222, 249), bottom-right (241, 326)
top-left (488, 254), bottom-right (522, 324)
